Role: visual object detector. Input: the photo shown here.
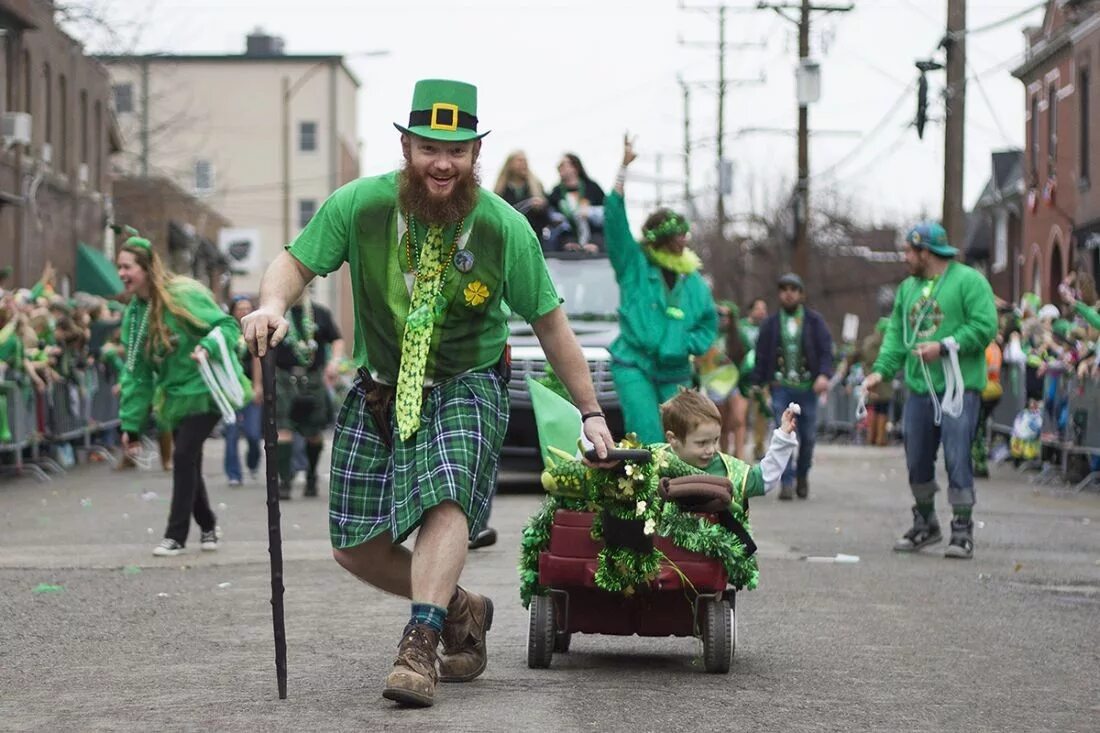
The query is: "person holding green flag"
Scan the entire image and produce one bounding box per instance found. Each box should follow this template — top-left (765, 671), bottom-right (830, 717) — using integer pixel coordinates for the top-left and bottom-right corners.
top-left (863, 221), bottom-right (997, 560)
top-left (242, 78), bottom-right (614, 708)
top-left (605, 133), bottom-right (718, 444)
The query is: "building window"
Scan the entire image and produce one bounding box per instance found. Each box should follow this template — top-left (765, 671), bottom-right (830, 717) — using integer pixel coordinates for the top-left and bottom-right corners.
top-left (113, 83), bottom-right (133, 114)
top-left (993, 211), bottom-right (1008, 274)
top-left (299, 199), bottom-right (317, 229)
top-left (1048, 84), bottom-right (1058, 177)
top-left (1081, 67), bottom-right (1091, 186)
top-left (59, 74), bottom-right (68, 173)
top-left (1030, 93), bottom-right (1039, 181)
top-left (299, 121), bottom-right (317, 152)
top-left (94, 101), bottom-right (102, 189)
top-left (23, 50), bottom-right (31, 117)
top-left (194, 159), bottom-right (215, 193)
top-left (79, 91), bottom-right (88, 163)
top-left (42, 62), bottom-right (51, 146)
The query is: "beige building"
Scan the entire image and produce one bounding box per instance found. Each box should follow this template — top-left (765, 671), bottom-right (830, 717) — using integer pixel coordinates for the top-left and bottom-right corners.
top-left (100, 31), bottom-right (361, 330)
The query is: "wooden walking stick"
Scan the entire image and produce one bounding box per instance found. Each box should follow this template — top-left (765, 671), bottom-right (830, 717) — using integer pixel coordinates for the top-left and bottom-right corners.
top-left (261, 350), bottom-right (288, 699)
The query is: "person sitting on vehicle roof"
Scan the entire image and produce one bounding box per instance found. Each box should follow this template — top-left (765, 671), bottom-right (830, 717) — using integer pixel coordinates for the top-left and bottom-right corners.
top-left (494, 150), bottom-right (552, 241)
top-left (545, 153), bottom-right (605, 254)
top-left (605, 132), bottom-right (718, 443)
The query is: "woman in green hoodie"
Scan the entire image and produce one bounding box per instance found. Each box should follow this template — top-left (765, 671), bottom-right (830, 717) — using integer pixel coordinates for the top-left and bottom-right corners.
top-left (117, 236), bottom-right (251, 557)
top-left (605, 134), bottom-right (718, 443)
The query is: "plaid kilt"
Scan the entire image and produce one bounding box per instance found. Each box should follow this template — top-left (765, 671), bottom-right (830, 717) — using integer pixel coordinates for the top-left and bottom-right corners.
top-left (328, 369), bottom-right (508, 548)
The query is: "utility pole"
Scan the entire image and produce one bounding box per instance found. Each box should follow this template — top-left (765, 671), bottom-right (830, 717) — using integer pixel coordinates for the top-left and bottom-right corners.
top-left (942, 0), bottom-right (966, 249)
top-left (679, 3), bottom-right (763, 239)
top-left (796, 0), bottom-right (811, 279)
top-left (140, 58), bottom-right (150, 178)
top-left (717, 4), bottom-right (727, 231)
top-left (655, 153), bottom-right (664, 207)
top-left (679, 76), bottom-right (694, 218)
top-left (757, 1), bottom-right (853, 278)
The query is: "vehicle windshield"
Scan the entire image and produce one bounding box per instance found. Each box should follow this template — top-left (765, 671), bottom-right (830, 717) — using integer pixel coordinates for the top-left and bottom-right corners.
top-left (540, 256), bottom-right (619, 320)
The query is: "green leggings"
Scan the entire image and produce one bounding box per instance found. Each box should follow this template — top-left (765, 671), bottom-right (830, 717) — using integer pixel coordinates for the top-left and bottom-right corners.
top-left (611, 362), bottom-right (691, 444)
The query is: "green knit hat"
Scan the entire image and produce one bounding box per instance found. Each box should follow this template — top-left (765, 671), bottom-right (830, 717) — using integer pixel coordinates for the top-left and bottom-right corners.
top-left (393, 79), bottom-right (489, 142)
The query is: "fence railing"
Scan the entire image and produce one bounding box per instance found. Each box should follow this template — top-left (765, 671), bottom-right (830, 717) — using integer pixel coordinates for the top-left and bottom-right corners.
top-left (0, 363), bottom-right (121, 482)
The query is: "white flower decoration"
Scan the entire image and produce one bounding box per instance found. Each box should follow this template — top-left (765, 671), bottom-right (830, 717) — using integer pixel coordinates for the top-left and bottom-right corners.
top-left (643, 518), bottom-right (656, 536)
top-left (635, 500), bottom-right (647, 516)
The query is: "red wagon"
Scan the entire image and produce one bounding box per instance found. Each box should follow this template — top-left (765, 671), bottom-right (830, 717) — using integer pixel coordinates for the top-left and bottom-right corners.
top-left (527, 508), bottom-right (736, 673)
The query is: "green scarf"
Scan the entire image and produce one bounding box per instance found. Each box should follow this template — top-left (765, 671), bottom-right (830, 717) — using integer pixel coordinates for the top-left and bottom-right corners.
top-left (645, 246), bottom-right (702, 275)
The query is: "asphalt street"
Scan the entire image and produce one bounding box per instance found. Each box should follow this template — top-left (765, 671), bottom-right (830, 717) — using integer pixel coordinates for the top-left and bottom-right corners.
top-left (1, 441), bottom-right (1099, 732)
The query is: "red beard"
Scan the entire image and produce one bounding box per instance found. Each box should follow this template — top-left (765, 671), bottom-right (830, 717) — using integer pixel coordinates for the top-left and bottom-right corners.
top-left (398, 160), bottom-right (481, 225)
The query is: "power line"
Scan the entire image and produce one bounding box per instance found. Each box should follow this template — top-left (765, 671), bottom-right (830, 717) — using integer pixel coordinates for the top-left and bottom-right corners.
top-left (967, 58), bottom-right (1014, 146)
top-left (949, 1), bottom-right (1046, 40)
top-left (812, 81), bottom-right (916, 182)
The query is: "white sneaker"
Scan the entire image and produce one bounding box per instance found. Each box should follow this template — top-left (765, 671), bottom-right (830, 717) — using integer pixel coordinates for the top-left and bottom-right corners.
top-left (153, 538), bottom-right (184, 557)
top-left (200, 526), bottom-right (222, 552)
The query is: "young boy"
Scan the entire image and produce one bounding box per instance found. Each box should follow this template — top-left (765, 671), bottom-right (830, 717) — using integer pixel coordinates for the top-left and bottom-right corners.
top-left (660, 389), bottom-right (799, 503)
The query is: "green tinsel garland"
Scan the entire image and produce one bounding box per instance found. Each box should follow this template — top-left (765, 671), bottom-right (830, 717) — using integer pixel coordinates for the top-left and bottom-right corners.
top-left (519, 440), bottom-right (760, 606)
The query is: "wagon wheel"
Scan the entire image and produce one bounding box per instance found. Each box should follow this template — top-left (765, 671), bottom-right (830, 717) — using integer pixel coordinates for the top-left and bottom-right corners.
top-left (701, 597), bottom-right (733, 674)
top-left (527, 594), bottom-right (555, 669)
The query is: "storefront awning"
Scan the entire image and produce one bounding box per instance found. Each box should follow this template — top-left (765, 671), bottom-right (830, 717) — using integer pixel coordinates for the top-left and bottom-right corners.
top-left (75, 243), bottom-right (124, 297)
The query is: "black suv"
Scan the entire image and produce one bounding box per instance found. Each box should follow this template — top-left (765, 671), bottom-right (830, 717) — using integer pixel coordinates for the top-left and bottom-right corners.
top-left (502, 252), bottom-right (624, 473)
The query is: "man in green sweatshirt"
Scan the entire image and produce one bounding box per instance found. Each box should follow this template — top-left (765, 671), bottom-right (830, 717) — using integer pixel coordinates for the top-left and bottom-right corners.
top-left (862, 222), bottom-right (997, 560)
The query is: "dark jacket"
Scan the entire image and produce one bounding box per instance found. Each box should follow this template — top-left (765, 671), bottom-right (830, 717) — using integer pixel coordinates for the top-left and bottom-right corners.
top-left (751, 306), bottom-right (834, 386)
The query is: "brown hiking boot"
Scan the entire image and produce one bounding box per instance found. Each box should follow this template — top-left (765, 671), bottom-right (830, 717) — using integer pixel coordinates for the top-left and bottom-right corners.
top-left (439, 587), bottom-right (494, 683)
top-left (382, 623), bottom-right (440, 707)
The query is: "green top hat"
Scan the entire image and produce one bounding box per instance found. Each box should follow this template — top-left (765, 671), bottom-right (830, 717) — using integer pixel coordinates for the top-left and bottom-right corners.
top-left (393, 79), bottom-right (489, 142)
top-left (905, 221), bottom-right (957, 258)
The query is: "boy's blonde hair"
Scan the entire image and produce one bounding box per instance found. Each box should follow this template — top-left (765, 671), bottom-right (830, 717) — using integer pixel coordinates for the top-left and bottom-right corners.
top-left (660, 389), bottom-right (721, 440)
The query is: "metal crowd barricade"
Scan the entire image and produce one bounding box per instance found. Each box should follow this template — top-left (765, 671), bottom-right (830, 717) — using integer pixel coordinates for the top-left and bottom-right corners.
top-left (0, 376), bottom-right (50, 482)
top-left (1, 361), bottom-right (123, 482)
top-left (819, 382), bottom-right (860, 440)
top-left (1064, 375), bottom-right (1100, 491)
top-left (991, 362), bottom-right (1025, 436)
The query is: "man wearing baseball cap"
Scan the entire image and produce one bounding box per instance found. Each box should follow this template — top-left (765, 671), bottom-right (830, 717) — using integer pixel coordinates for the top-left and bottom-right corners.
top-left (863, 221), bottom-right (997, 560)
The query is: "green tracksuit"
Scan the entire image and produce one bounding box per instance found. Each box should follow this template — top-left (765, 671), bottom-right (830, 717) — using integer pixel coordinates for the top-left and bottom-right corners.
top-left (604, 192), bottom-right (717, 442)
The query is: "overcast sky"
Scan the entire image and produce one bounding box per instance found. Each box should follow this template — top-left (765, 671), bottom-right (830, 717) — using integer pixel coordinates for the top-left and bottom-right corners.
top-left (90, 0), bottom-right (1046, 230)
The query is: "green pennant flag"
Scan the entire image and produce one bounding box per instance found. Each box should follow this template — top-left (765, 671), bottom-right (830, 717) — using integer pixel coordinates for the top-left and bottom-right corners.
top-left (526, 375), bottom-right (583, 468)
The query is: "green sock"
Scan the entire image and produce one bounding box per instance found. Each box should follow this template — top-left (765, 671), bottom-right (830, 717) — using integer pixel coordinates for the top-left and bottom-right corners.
top-left (276, 442), bottom-right (293, 485)
top-left (410, 602), bottom-right (447, 633)
top-left (916, 501), bottom-right (935, 520)
top-left (953, 506), bottom-right (972, 522)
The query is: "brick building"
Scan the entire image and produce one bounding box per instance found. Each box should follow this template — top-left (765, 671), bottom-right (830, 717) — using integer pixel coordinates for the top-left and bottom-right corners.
top-left (1011, 0), bottom-right (1100, 303)
top-left (0, 0), bottom-right (120, 292)
top-left (111, 176), bottom-right (232, 301)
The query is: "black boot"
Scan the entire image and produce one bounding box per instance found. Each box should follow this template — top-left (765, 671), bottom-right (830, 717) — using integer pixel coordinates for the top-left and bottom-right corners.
top-left (944, 518), bottom-right (974, 559)
top-left (893, 506), bottom-right (942, 552)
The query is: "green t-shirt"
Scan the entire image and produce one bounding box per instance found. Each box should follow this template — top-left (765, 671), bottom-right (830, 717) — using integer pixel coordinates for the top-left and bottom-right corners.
top-left (872, 261), bottom-right (997, 394)
top-left (287, 172), bottom-right (562, 384)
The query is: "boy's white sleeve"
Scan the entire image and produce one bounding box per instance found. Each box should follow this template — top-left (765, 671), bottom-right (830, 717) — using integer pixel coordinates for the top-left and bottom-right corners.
top-left (759, 429), bottom-right (799, 493)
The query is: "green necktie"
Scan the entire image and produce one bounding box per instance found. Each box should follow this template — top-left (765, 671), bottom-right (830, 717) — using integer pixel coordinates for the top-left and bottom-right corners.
top-left (395, 224), bottom-right (447, 441)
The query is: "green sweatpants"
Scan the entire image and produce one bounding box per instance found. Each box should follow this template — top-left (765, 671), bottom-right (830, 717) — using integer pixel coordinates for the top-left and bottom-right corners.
top-left (611, 362), bottom-right (691, 444)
